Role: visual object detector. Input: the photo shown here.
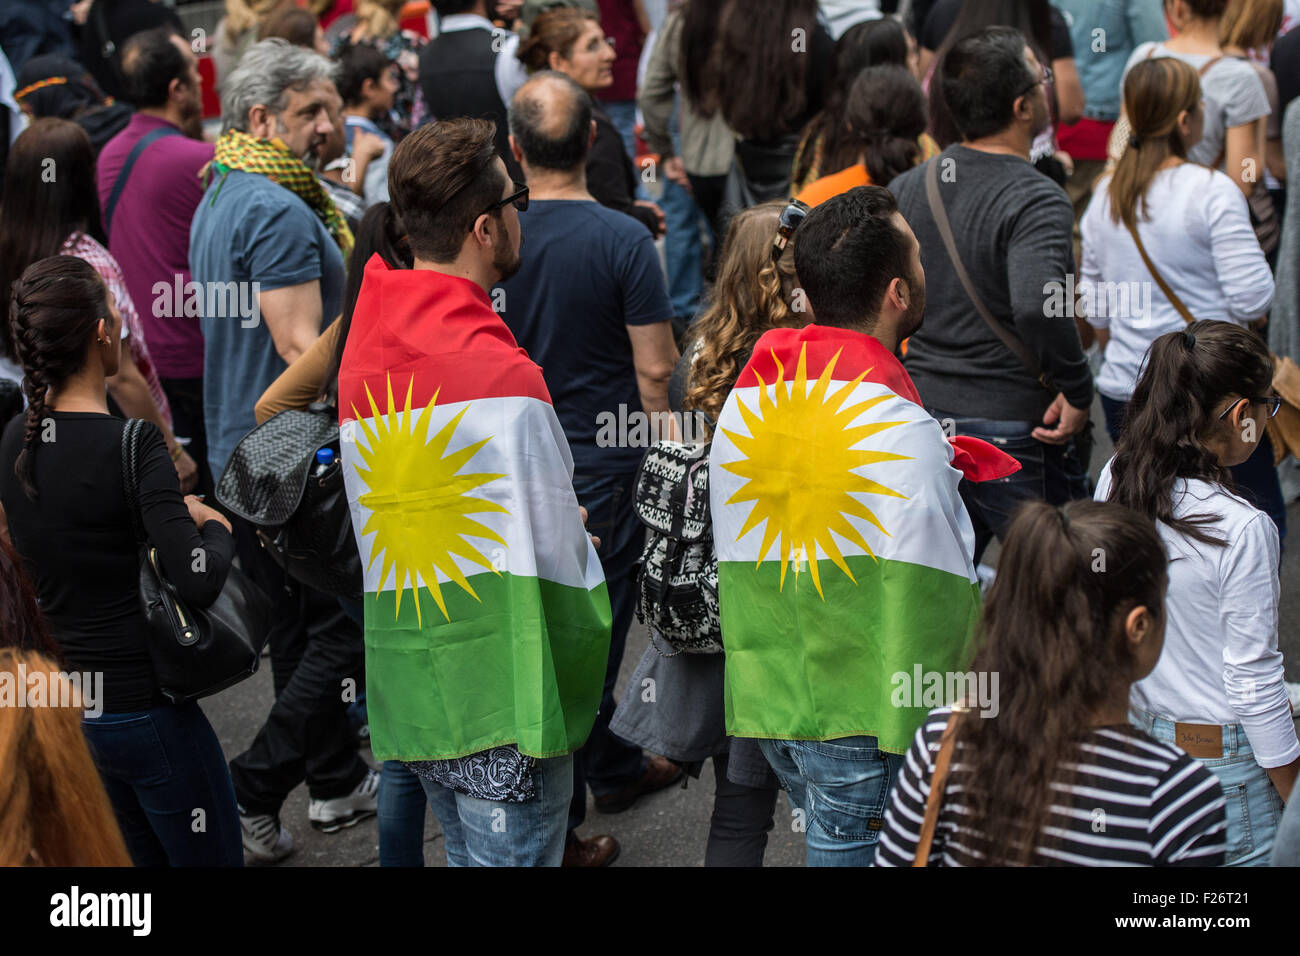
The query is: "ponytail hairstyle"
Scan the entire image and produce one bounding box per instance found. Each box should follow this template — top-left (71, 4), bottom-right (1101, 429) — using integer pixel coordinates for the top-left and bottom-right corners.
top-left (1108, 57), bottom-right (1201, 232)
top-left (683, 201), bottom-right (804, 425)
top-left (954, 499), bottom-right (1168, 866)
top-left (8, 256), bottom-right (109, 501)
top-left (1107, 321), bottom-right (1274, 544)
top-left (839, 65), bottom-right (926, 186)
top-left (324, 201), bottom-right (412, 403)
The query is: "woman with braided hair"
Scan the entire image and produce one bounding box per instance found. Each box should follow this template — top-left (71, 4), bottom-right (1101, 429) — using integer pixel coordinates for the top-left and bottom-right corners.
top-left (0, 255), bottom-right (243, 867)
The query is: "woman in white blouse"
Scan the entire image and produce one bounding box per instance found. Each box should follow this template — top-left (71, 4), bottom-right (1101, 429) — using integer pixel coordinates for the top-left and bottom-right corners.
top-left (1082, 54), bottom-right (1281, 538)
top-left (1098, 321), bottom-right (1299, 866)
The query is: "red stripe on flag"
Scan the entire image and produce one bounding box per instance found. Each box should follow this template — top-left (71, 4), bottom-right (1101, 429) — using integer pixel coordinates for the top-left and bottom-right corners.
top-left (735, 325), bottom-right (922, 405)
top-left (338, 255), bottom-right (552, 420)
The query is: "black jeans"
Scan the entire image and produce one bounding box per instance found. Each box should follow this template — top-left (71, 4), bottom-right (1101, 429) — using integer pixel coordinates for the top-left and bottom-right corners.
top-left (928, 407), bottom-right (1092, 564)
top-left (227, 518), bottom-right (369, 815)
top-left (568, 471), bottom-right (647, 832)
top-left (705, 751), bottom-right (779, 867)
top-left (160, 376), bottom-right (212, 497)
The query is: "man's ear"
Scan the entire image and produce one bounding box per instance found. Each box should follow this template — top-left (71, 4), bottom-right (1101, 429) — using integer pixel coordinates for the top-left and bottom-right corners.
top-left (247, 104), bottom-right (271, 138)
top-left (887, 275), bottom-right (907, 311)
top-left (509, 133), bottom-right (524, 165)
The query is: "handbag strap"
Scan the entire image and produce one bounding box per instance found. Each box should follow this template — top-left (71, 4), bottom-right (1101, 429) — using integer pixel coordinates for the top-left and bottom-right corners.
top-left (104, 125), bottom-right (182, 238)
top-left (1122, 218), bottom-right (1196, 325)
top-left (119, 418), bottom-right (147, 544)
top-left (913, 709), bottom-right (961, 867)
top-left (924, 159), bottom-right (1052, 392)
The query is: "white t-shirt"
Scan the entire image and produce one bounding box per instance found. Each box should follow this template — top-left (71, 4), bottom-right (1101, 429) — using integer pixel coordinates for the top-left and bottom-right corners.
top-left (1081, 163), bottom-right (1274, 401)
top-left (1096, 460), bottom-right (1299, 768)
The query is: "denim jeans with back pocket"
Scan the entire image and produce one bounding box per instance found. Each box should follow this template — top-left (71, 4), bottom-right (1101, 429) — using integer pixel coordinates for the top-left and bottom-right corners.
top-left (759, 736), bottom-right (902, 866)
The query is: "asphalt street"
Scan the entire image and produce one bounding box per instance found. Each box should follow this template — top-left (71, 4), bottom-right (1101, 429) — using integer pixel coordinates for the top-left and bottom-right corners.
top-left (203, 400), bottom-right (1300, 866)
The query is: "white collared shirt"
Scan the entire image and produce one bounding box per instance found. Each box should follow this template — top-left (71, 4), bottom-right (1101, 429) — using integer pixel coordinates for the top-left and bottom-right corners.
top-left (1097, 459), bottom-right (1300, 768)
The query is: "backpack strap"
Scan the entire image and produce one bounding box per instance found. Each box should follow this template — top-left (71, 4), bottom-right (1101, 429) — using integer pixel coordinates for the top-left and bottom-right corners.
top-left (104, 125), bottom-right (182, 239)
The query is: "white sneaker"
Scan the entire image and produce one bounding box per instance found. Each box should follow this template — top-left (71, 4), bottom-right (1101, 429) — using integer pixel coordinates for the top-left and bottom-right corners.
top-left (309, 768), bottom-right (379, 833)
top-left (241, 811), bottom-right (294, 865)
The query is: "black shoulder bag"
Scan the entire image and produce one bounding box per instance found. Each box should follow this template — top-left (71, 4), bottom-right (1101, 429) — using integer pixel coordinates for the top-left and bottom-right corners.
top-left (122, 418), bottom-right (271, 702)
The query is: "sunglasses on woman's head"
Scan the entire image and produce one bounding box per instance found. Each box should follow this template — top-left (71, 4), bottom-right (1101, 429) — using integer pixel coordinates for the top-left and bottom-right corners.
top-left (772, 198), bottom-right (810, 263)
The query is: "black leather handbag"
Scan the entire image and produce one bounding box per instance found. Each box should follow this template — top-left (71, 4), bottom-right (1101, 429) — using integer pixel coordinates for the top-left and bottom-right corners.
top-left (121, 418), bottom-right (271, 703)
top-left (215, 403), bottom-right (362, 600)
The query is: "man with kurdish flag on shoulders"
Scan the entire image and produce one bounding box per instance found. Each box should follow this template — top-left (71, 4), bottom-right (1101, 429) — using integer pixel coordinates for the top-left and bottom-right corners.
top-left (710, 186), bottom-right (1019, 867)
top-left (337, 117), bottom-right (611, 867)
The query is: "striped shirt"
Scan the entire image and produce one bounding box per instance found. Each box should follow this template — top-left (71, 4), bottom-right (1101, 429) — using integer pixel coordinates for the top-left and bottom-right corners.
top-left (874, 707), bottom-right (1228, 867)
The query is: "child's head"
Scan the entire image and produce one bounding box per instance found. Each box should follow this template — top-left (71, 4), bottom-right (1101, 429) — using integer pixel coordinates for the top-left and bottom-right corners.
top-left (958, 499), bottom-right (1168, 864)
top-left (1108, 321), bottom-right (1275, 543)
top-left (336, 41), bottom-right (397, 116)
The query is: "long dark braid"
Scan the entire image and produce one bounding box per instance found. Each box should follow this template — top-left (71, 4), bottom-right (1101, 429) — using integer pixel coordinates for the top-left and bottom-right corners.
top-left (9, 256), bottom-right (108, 500)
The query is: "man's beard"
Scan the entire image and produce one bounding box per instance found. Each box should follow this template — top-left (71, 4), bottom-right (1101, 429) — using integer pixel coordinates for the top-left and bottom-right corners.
top-left (180, 102), bottom-right (204, 140)
top-left (494, 237), bottom-right (522, 283)
top-left (899, 272), bottom-right (926, 339)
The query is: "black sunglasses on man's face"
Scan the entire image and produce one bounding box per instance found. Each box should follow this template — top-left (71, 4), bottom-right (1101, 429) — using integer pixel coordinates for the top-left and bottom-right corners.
top-left (484, 181), bottom-right (529, 216)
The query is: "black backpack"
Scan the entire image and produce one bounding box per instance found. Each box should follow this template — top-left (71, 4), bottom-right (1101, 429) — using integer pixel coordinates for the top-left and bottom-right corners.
top-left (632, 437), bottom-right (722, 655)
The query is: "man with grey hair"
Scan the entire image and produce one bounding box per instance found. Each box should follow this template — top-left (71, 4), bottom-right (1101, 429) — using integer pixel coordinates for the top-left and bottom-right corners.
top-left (499, 71), bottom-right (681, 867)
top-left (190, 37), bottom-right (375, 864)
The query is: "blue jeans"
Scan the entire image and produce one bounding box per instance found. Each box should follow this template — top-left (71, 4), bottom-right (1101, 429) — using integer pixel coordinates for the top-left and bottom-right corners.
top-left (378, 760), bottom-right (427, 866)
top-left (1132, 708), bottom-right (1283, 866)
top-left (82, 701), bottom-right (243, 866)
top-left (661, 175), bottom-right (704, 322)
top-left (929, 408), bottom-right (1091, 564)
top-left (1100, 393), bottom-right (1287, 544)
top-left (601, 99), bottom-right (640, 175)
top-left (568, 471), bottom-right (647, 830)
top-left (419, 753), bottom-right (574, 866)
top-left (758, 736), bottom-right (903, 866)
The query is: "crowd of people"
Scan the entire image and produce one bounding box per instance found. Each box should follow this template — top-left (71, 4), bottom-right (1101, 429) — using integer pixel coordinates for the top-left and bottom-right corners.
top-left (1, 0), bottom-right (1299, 870)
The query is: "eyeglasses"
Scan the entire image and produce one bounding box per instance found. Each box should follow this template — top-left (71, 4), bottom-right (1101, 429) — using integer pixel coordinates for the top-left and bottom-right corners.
top-left (1017, 62), bottom-right (1054, 99)
top-left (483, 181), bottom-right (529, 216)
top-left (1217, 395), bottom-right (1282, 421)
top-left (772, 198), bottom-right (810, 263)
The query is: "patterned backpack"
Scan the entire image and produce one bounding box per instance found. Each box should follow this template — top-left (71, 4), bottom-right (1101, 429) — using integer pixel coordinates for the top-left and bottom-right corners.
top-left (633, 437), bottom-right (723, 654)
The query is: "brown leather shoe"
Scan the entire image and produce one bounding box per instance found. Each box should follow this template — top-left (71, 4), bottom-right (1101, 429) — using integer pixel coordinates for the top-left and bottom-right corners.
top-left (593, 754), bottom-right (683, 814)
top-left (562, 834), bottom-right (620, 867)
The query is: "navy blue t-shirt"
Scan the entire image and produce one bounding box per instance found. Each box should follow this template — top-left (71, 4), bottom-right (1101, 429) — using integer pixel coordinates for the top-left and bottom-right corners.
top-left (190, 170), bottom-right (345, 477)
top-left (497, 199), bottom-right (672, 475)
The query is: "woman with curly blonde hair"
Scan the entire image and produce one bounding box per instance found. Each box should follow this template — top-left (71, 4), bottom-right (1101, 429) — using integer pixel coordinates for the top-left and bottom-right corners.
top-left (678, 200), bottom-right (807, 426)
top-left (611, 200), bottom-right (810, 866)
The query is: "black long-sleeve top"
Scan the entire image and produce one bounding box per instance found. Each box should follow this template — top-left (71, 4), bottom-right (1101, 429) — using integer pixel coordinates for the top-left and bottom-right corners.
top-left (0, 412), bottom-right (234, 712)
top-left (587, 105), bottom-right (660, 237)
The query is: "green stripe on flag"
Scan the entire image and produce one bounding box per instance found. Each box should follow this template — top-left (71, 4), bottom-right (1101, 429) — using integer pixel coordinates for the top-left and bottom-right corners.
top-left (719, 554), bottom-right (980, 754)
top-left (362, 573), bottom-right (611, 762)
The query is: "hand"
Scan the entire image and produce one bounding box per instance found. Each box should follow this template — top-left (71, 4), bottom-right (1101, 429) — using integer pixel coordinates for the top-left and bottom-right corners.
top-left (1031, 392), bottom-right (1090, 445)
top-left (185, 495), bottom-right (233, 534)
top-left (354, 129), bottom-right (385, 163)
top-left (173, 447), bottom-right (198, 493)
top-left (661, 155), bottom-right (691, 189)
top-left (1250, 315), bottom-right (1269, 333)
top-left (579, 504), bottom-right (601, 551)
top-left (70, 0), bottom-right (92, 24)
top-left (1054, 149), bottom-right (1075, 178)
top-left (635, 199), bottom-right (667, 238)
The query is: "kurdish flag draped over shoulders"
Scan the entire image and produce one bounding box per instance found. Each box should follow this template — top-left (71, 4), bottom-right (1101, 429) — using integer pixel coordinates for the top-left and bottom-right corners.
top-left (710, 325), bottom-right (1018, 754)
top-left (338, 255), bottom-right (611, 763)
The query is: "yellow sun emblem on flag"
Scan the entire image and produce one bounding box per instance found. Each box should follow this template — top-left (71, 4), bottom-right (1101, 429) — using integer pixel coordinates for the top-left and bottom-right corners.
top-left (721, 344), bottom-right (911, 598)
top-left (352, 374), bottom-right (509, 624)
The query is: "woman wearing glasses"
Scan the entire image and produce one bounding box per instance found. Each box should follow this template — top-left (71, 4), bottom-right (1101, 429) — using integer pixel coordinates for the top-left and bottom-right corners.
top-left (1097, 321), bottom-right (1298, 866)
top-left (1081, 57), bottom-right (1280, 535)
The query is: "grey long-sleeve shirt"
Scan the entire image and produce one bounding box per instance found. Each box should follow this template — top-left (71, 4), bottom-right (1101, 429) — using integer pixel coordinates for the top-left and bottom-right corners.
top-left (890, 145), bottom-right (1094, 421)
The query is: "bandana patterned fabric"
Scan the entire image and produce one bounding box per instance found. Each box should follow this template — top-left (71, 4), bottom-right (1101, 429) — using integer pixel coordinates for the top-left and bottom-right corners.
top-left (207, 129), bottom-right (354, 257)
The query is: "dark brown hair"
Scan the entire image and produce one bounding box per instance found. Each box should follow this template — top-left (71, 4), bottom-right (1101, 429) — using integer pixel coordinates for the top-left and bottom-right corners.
top-left (0, 118), bottom-right (103, 363)
top-left (1106, 321), bottom-right (1274, 545)
top-left (8, 256), bottom-right (109, 500)
top-left (686, 0), bottom-right (821, 141)
top-left (840, 65), bottom-right (926, 185)
top-left (259, 5), bottom-right (321, 47)
top-left (0, 537), bottom-right (62, 664)
top-left (954, 499), bottom-right (1168, 865)
top-left (387, 117), bottom-right (507, 262)
top-left (1179, 0), bottom-right (1230, 19)
top-left (517, 7), bottom-right (602, 73)
top-left (1108, 57), bottom-right (1201, 232)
